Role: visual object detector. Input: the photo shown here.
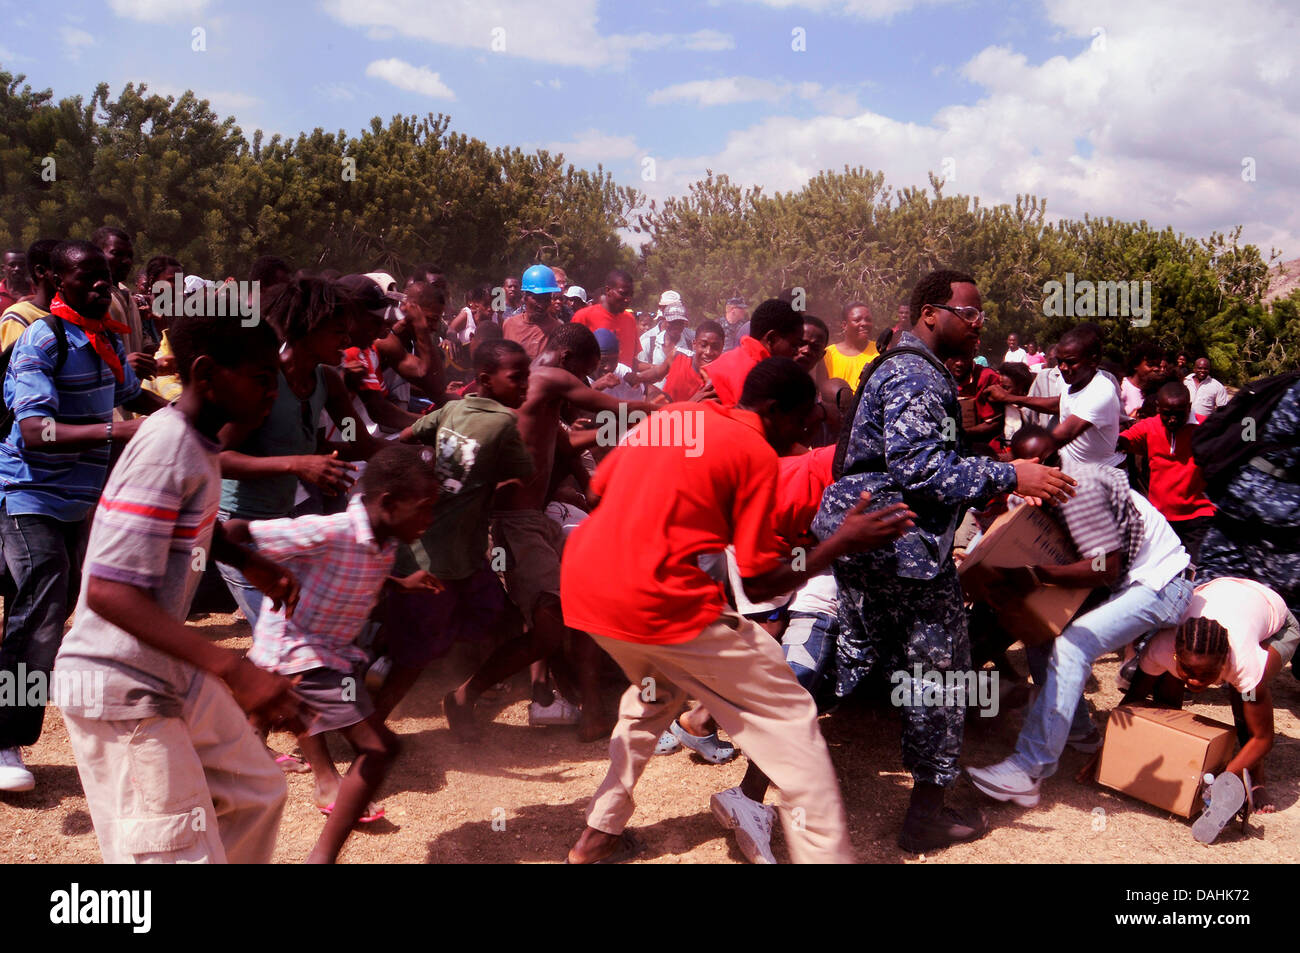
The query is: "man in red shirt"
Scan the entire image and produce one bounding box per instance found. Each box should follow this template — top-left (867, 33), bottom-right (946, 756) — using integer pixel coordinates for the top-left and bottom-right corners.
top-left (571, 269), bottom-right (641, 367)
top-left (1117, 380), bottom-right (1215, 561)
top-left (702, 298), bottom-right (804, 406)
top-left (561, 357), bottom-right (917, 864)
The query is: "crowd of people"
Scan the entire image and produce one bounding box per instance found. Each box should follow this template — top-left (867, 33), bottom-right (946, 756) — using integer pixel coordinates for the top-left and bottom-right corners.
top-left (0, 233), bottom-right (1296, 864)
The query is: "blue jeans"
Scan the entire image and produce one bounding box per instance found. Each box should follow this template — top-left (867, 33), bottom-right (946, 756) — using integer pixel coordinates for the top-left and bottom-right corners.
top-left (1011, 575), bottom-right (1194, 780)
top-left (0, 506), bottom-right (87, 747)
top-left (216, 561), bottom-right (265, 631)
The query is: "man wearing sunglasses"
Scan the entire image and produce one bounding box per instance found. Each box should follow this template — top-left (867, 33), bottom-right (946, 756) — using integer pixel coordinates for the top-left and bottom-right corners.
top-left (813, 269), bottom-right (1075, 853)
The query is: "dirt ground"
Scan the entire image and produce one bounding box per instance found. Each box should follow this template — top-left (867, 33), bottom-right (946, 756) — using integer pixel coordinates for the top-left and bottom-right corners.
top-left (3, 610), bottom-right (1299, 865)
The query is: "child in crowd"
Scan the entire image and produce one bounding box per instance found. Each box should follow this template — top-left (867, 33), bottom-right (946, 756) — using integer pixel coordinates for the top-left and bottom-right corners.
top-left (378, 339), bottom-right (536, 722)
top-left (444, 324), bottom-right (654, 743)
top-left (227, 444), bottom-right (440, 863)
top-left (54, 310), bottom-right (303, 863)
top-left (657, 319), bottom-right (725, 403)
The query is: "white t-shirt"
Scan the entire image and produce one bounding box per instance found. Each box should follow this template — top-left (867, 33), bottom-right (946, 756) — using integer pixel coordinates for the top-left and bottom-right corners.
top-left (592, 363), bottom-right (646, 402)
top-left (1124, 490), bottom-right (1190, 590)
top-left (1058, 372), bottom-right (1124, 468)
top-left (1140, 578), bottom-right (1289, 694)
top-left (1120, 377), bottom-right (1144, 417)
top-left (639, 326), bottom-right (693, 365)
top-left (1004, 347), bottom-right (1028, 363)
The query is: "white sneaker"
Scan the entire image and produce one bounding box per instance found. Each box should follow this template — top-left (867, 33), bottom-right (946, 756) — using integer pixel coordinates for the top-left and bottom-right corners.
top-left (710, 786), bottom-right (776, 864)
top-left (0, 747), bottom-right (34, 792)
top-left (528, 696), bottom-right (581, 726)
top-left (966, 759), bottom-right (1041, 807)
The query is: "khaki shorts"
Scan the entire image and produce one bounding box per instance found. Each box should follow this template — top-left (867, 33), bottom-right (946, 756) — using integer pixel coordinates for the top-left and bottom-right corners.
top-left (61, 672), bottom-right (286, 863)
top-left (490, 509), bottom-right (564, 627)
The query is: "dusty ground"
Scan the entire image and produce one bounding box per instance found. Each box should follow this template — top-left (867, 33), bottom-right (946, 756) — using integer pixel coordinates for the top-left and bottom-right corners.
top-left (3, 610), bottom-right (1299, 864)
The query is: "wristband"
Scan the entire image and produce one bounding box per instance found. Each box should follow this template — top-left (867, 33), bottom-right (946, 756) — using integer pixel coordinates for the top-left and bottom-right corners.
top-left (105, 421), bottom-right (113, 443)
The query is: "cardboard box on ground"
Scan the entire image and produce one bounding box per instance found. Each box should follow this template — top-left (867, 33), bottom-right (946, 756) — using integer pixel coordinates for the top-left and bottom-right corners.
top-left (1097, 705), bottom-right (1235, 817)
top-left (957, 504), bottom-right (1091, 646)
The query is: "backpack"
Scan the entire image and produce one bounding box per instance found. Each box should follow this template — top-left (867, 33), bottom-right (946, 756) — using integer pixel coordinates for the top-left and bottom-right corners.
top-left (832, 345), bottom-right (952, 480)
top-left (1191, 370), bottom-right (1300, 499)
top-left (0, 313), bottom-right (70, 442)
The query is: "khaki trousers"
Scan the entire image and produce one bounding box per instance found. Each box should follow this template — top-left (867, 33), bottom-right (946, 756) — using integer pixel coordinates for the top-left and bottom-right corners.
top-left (63, 672), bottom-right (286, 864)
top-left (589, 612), bottom-right (854, 863)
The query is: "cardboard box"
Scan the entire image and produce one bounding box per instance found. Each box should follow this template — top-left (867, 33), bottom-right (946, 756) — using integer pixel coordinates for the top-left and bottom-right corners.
top-left (957, 504), bottom-right (1091, 645)
top-left (1097, 705), bottom-right (1236, 817)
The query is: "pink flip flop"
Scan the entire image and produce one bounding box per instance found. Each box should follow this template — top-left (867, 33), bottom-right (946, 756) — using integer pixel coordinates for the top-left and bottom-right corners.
top-left (319, 802), bottom-right (385, 823)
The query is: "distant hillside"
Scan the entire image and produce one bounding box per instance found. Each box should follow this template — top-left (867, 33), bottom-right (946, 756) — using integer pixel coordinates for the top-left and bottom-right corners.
top-left (1266, 258), bottom-right (1300, 303)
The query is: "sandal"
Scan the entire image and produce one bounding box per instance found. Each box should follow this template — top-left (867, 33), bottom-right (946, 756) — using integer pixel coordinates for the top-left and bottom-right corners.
top-left (670, 720), bottom-right (738, 764)
top-left (1191, 773), bottom-right (1244, 845)
top-left (655, 731), bottom-right (681, 755)
top-left (319, 801), bottom-right (385, 823)
top-left (275, 752), bottom-right (311, 773)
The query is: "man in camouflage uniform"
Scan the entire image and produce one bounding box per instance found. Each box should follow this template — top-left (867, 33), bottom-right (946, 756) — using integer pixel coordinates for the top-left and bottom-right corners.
top-left (813, 270), bottom-right (1074, 853)
top-left (1197, 376), bottom-right (1300, 673)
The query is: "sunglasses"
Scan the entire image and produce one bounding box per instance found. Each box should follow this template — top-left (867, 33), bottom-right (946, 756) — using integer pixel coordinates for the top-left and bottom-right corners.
top-left (931, 304), bottom-right (987, 326)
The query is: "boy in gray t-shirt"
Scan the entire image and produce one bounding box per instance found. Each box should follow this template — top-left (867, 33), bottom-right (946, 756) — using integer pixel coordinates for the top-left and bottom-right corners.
top-left (55, 312), bottom-right (304, 863)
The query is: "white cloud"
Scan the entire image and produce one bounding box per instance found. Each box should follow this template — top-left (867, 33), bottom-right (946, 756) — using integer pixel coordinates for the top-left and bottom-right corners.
top-left (322, 0), bottom-right (733, 68)
top-left (648, 75), bottom-right (861, 113)
top-left (60, 27), bottom-right (96, 55)
top-left (650, 76), bottom-right (791, 106)
top-left (364, 58), bottom-right (455, 99)
top-left (316, 82), bottom-right (359, 102)
top-left (140, 82), bottom-right (260, 116)
top-left (730, 0), bottom-right (959, 19)
top-left (108, 0), bottom-right (208, 20)
top-left (647, 0), bottom-right (1300, 257)
top-left (539, 130), bottom-right (642, 163)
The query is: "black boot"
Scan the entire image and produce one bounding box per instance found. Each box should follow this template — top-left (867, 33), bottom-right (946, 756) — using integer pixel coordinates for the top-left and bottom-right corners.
top-left (898, 801), bottom-right (989, 853)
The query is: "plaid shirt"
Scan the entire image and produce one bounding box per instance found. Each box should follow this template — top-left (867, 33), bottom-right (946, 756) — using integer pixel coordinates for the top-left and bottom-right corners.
top-left (1054, 462), bottom-right (1143, 579)
top-left (246, 497), bottom-right (397, 675)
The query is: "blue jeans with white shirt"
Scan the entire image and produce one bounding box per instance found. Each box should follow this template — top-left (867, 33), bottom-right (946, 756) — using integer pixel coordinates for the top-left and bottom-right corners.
top-left (1011, 576), bottom-right (1194, 780)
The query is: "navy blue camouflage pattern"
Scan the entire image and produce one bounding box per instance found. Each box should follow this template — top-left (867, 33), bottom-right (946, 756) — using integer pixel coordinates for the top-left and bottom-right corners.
top-left (812, 331), bottom-right (1017, 580)
top-left (1199, 378), bottom-right (1300, 617)
top-left (812, 331), bottom-right (1017, 785)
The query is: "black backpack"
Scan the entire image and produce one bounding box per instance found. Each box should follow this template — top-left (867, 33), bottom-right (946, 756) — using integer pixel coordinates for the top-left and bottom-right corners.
top-left (831, 345), bottom-right (952, 480)
top-left (0, 313), bottom-right (70, 442)
top-left (1191, 370), bottom-right (1300, 499)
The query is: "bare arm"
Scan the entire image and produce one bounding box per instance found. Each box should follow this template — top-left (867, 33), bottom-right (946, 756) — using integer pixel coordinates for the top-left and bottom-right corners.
top-left (19, 414), bottom-right (144, 453)
top-left (322, 365), bottom-right (384, 460)
top-left (742, 496), bottom-right (916, 602)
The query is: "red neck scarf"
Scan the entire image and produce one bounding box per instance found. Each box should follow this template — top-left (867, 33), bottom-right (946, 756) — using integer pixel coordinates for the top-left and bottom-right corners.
top-left (49, 293), bottom-right (131, 382)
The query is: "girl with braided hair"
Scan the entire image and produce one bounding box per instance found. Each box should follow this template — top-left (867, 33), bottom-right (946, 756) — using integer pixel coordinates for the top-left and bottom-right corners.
top-left (1124, 577), bottom-right (1300, 815)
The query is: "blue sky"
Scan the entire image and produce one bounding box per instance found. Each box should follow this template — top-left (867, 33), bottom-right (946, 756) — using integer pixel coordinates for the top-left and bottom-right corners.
top-left (5, 0), bottom-right (1299, 259)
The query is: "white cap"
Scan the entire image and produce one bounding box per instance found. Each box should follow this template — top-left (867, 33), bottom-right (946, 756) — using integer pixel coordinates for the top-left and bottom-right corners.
top-left (565, 285), bottom-right (588, 304)
top-left (364, 271), bottom-right (399, 292)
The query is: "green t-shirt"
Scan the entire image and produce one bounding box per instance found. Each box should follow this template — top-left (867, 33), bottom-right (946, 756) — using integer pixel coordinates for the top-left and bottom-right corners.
top-left (397, 395), bottom-right (535, 580)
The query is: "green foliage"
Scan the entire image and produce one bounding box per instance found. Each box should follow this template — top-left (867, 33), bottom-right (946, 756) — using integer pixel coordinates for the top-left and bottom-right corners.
top-left (638, 171), bottom-right (1293, 383)
top-left (0, 69), bottom-right (640, 295)
top-left (6, 67), bottom-right (1294, 382)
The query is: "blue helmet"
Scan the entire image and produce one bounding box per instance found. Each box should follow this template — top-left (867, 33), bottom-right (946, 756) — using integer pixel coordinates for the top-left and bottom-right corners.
top-left (521, 264), bottom-right (561, 294)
